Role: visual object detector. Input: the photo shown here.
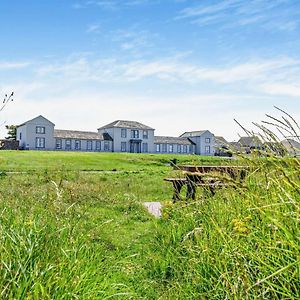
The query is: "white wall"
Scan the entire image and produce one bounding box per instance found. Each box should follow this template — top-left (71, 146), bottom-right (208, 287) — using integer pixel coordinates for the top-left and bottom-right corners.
top-left (154, 143), bottom-right (195, 154)
top-left (16, 116), bottom-right (55, 150)
top-left (98, 127), bottom-right (155, 153)
top-left (54, 138), bottom-right (112, 152)
top-left (188, 132), bottom-right (215, 155)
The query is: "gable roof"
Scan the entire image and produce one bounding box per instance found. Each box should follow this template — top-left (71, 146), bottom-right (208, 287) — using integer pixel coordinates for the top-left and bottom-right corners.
top-left (98, 120), bottom-right (154, 130)
top-left (281, 139), bottom-right (300, 153)
top-left (215, 136), bottom-right (228, 145)
top-left (180, 130), bottom-right (209, 138)
top-left (154, 136), bottom-right (195, 145)
top-left (54, 129), bottom-right (104, 140)
top-left (17, 115), bottom-right (55, 127)
top-left (238, 136), bottom-right (262, 146)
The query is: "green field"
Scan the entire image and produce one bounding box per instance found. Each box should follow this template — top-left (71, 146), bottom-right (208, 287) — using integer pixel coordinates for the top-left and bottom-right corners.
top-left (0, 150), bottom-right (225, 172)
top-left (0, 151), bottom-right (299, 299)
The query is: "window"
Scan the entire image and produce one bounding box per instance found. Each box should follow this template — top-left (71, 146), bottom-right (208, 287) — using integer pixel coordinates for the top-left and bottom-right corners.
top-left (143, 130), bottom-right (148, 139)
top-left (104, 142), bottom-right (109, 151)
top-left (156, 144), bottom-right (160, 152)
top-left (169, 144), bottom-right (173, 153)
top-left (205, 138), bottom-right (211, 143)
top-left (19, 132), bottom-right (22, 140)
top-left (131, 130), bottom-right (139, 139)
top-left (65, 139), bottom-right (71, 150)
top-left (177, 144), bottom-right (181, 153)
top-left (121, 129), bottom-right (127, 138)
top-left (183, 145), bottom-right (187, 153)
top-left (87, 141), bottom-right (93, 150)
top-left (36, 137), bottom-right (45, 148)
top-left (56, 139), bottom-right (62, 149)
top-left (121, 142), bottom-right (127, 152)
top-left (36, 126), bottom-right (45, 134)
top-left (96, 141), bottom-right (101, 151)
top-left (75, 140), bottom-right (81, 150)
top-left (142, 143), bottom-right (148, 153)
top-left (162, 144), bottom-right (167, 153)
top-left (205, 146), bottom-right (210, 154)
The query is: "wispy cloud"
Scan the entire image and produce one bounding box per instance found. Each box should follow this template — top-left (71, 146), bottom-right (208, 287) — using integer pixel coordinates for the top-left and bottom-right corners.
top-left (86, 24), bottom-right (101, 33)
top-left (261, 83), bottom-right (300, 97)
top-left (177, 0), bottom-right (300, 31)
top-left (110, 28), bottom-right (158, 56)
top-left (0, 61), bottom-right (31, 70)
top-left (73, 0), bottom-right (160, 10)
top-left (33, 53), bottom-right (300, 95)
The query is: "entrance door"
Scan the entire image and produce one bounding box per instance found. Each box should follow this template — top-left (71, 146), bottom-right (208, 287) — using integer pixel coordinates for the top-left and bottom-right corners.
top-left (130, 141), bottom-right (141, 153)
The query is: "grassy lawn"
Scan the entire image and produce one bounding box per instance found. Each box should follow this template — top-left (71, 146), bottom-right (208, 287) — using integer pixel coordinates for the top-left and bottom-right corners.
top-left (0, 150), bottom-right (226, 172)
top-left (0, 151), bottom-right (299, 299)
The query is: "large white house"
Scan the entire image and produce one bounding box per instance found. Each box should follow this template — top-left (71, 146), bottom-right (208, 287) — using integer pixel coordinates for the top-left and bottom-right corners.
top-left (16, 115), bottom-right (215, 155)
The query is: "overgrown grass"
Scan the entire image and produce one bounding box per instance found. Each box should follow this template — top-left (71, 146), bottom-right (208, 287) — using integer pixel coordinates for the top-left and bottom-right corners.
top-left (147, 155), bottom-right (300, 299)
top-left (0, 151), bottom-right (299, 298)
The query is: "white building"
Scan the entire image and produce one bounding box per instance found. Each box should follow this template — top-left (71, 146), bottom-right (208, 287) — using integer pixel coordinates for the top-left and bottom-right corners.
top-left (16, 115), bottom-right (216, 155)
top-left (180, 130), bottom-right (215, 156)
top-left (154, 136), bottom-right (195, 154)
top-left (97, 120), bottom-right (155, 153)
top-left (17, 115), bottom-right (113, 152)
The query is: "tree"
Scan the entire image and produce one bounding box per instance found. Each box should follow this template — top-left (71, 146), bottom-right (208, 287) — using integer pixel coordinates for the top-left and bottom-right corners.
top-left (5, 125), bottom-right (17, 140)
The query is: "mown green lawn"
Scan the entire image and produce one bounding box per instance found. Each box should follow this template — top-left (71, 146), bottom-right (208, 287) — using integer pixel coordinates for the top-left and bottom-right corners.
top-left (0, 151), bottom-right (299, 299)
top-left (0, 150), bottom-right (225, 172)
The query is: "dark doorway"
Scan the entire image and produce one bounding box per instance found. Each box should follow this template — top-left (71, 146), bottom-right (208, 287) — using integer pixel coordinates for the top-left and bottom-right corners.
top-left (130, 140), bottom-right (142, 153)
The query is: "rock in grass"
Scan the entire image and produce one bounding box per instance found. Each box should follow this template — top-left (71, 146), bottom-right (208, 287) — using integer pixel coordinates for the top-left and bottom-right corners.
top-left (143, 202), bottom-right (162, 218)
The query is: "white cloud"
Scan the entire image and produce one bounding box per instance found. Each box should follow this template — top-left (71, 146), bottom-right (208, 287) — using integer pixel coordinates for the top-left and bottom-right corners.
top-left (31, 53), bottom-right (300, 92)
top-left (0, 61), bottom-right (31, 70)
top-left (86, 24), bottom-right (101, 33)
top-left (177, 0), bottom-right (300, 31)
top-left (260, 83), bottom-right (300, 97)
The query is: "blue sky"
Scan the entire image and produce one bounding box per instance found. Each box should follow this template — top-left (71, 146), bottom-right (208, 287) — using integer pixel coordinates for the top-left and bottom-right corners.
top-left (1, 0), bottom-right (300, 140)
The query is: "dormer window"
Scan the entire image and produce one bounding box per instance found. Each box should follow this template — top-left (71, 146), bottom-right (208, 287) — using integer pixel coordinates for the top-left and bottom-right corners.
top-left (36, 126), bottom-right (45, 134)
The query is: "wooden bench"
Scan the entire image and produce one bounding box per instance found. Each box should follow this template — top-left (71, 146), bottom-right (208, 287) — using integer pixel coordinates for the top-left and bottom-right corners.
top-left (164, 178), bottom-right (187, 201)
top-left (164, 177), bottom-right (234, 201)
top-left (165, 164), bottom-right (249, 201)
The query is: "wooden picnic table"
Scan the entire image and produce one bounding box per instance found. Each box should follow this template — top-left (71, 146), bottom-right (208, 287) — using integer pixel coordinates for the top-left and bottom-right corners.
top-left (165, 165), bottom-right (248, 201)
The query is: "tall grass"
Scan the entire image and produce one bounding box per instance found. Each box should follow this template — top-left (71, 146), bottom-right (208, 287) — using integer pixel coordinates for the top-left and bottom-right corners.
top-left (145, 109), bottom-right (300, 299)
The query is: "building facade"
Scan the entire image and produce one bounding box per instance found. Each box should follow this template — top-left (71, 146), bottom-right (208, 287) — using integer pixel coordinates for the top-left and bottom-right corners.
top-left (180, 130), bottom-right (215, 156)
top-left (16, 115), bottom-right (216, 155)
top-left (98, 120), bottom-right (155, 153)
top-left (154, 136), bottom-right (195, 154)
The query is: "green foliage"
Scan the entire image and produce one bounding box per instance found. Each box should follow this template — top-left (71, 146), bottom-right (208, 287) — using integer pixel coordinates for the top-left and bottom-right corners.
top-left (5, 125), bottom-right (17, 140)
top-left (0, 152), bottom-right (299, 298)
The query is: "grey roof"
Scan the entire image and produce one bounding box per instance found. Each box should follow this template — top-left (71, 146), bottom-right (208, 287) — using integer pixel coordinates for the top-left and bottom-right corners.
top-left (98, 120), bottom-right (154, 130)
top-left (215, 136), bottom-right (228, 145)
top-left (229, 142), bottom-right (242, 151)
top-left (281, 139), bottom-right (300, 153)
top-left (180, 130), bottom-right (208, 137)
top-left (17, 115), bottom-right (55, 127)
top-left (238, 136), bottom-right (262, 146)
top-left (154, 136), bottom-right (195, 145)
top-left (54, 129), bottom-right (104, 140)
